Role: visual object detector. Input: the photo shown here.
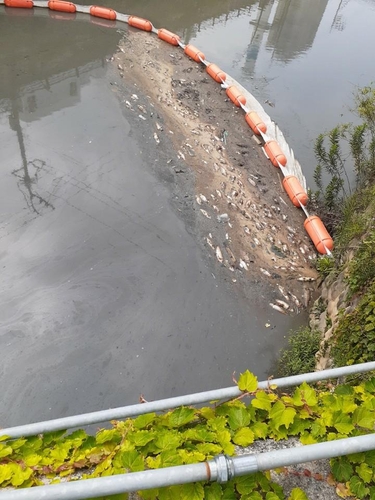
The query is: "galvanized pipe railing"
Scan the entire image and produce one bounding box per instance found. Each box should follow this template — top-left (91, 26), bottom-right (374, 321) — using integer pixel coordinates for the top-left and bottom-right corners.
top-left (2, 433), bottom-right (375, 500)
top-left (2, 361), bottom-right (375, 438)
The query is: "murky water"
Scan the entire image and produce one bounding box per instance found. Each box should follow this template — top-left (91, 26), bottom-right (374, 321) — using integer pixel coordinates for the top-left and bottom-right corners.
top-left (1, 0), bottom-right (373, 427)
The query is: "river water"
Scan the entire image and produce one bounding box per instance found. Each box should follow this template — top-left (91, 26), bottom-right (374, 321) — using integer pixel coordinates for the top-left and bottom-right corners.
top-left (1, 0), bottom-right (374, 427)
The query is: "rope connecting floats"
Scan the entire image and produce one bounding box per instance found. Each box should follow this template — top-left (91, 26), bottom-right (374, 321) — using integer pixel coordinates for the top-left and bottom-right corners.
top-left (2, 361), bottom-right (375, 439)
top-left (0, 0), bottom-right (334, 255)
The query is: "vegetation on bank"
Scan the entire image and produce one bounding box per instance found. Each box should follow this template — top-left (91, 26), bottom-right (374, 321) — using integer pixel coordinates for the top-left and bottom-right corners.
top-left (280, 84), bottom-right (375, 375)
top-left (3, 371), bottom-right (375, 499)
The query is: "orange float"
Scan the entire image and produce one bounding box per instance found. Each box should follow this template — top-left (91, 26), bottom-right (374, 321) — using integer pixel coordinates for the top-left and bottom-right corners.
top-left (128, 15), bottom-right (152, 31)
top-left (90, 6), bottom-right (116, 19)
top-left (206, 63), bottom-right (226, 83)
top-left (48, 0), bottom-right (76, 13)
top-left (282, 175), bottom-right (308, 207)
top-left (184, 44), bottom-right (205, 63)
top-left (304, 216), bottom-right (334, 255)
top-left (157, 28), bottom-right (180, 46)
top-left (245, 111), bottom-right (266, 135)
top-left (226, 86), bottom-right (246, 107)
top-left (5, 0), bottom-right (33, 8)
top-left (264, 140), bottom-right (287, 167)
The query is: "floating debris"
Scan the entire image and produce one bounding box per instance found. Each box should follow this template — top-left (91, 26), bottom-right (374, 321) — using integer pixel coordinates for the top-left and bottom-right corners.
top-left (216, 246), bottom-right (223, 263)
top-left (153, 133), bottom-right (160, 144)
top-left (217, 213), bottom-right (229, 223)
top-left (239, 259), bottom-right (249, 271)
top-left (200, 209), bottom-right (211, 219)
top-left (269, 303), bottom-right (286, 314)
top-left (297, 276), bottom-right (316, 282)
top-left (139, 115), bottom-right (146, 121)
top-left (156, 122), bottom-right (163, 131)
top-left (206, 237), bottom-right (215, 250)
top-left (131, 94), bottom-right (139, 100)
top-left (275, 299), bottom-right (289, 310)
top-left (196, 196), bottom-right (202, 206)
top-left (260, 268), bottom-right (271, 277)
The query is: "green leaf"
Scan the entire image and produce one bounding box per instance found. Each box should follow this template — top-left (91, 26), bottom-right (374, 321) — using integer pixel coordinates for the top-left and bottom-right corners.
top-left (154, 431), bottom-right (181, 451)
top-left (233, 428), bottom-right (254, 446)
top-left (251, 421), bottom-right (268, 439)
top-left (0, 445), bottom-right (13, 459)
top-left (128, 430), bottom-right (155, 447)
top-left (235, 474), bottom-right (257, 494)
top-left (356, 462), bottom-right (373, 483)
top-left (238, 371), bottom-right (258, 392)
top-left (288, 488), bottom-right (309, 500)
top-left (266, 493), bottom-right (281, 500)
top-left (243, 492), bottom-right (263, 500)
top-left (332, 413), bottom-right (355, 434)
top-left (96, 429), bottom-right (121, 445)
top-left (217, 431), bottom-right (235, 455)
top-left (9, 463), bottom-right (33, 487)
top-left (0, 464), bottom-right (12, 485)
top-left (268, 401), bottom-right (296, 430)
top-left (227, 407), bottom-right (250, 430)
top-left (349, 475), bottom-right (370, 499)
top-left (178, 449), bottom-right (206, 464)
top-left (352, 407), bottom-right (375, 429)
top-left (133, 413), bottom-right (156, 429)
top-left (251, 391), bottom-right (277, 412)
top-left (196, 443), bottom-right (223, 457)
top-left (179, 482), bottom-right (204, 500)
top-left (204, 483), bottom-right (223, 500)
top-left (331, 457), bottom-right (353, 481)
top-left (365, 450), bottom-right (375, 466)
top-left (293, 383), bottom-right (317, 407)
top-left (167, 407), bottom-right (196, 428)
top-left (160, 452), bottom-right (183, 467)
top-left (184, 427), bottom-right (216, 443)
top-left (121, 450), bottom-right (144, 472)
top-left (200, 407), bottom-right (216, 420)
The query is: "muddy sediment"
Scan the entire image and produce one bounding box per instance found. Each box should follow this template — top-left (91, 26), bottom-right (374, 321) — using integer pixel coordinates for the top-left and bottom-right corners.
top-left (111, 32), bottom-right (318, 313)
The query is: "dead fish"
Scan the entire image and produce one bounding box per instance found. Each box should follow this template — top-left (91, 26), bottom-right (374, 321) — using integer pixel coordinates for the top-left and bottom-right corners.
top-left (178, 151), bottom-right (186, 161)
top-left (139, 115), bottom-right (146, 121)
top-left (239, 259), bottom-right (249, 271)
top-left (297, 276), bottom-right (316, 282)
top-left (243, 226), bottom-right (251, 235)
top-left (200, 209), bottom-right (211, 219)
top-left (138, 105), bottom-right (147, 114)
top-left (260, 268), bottom-right (271, 277)
top-left (216, 189), bottom-right (222, 198)
top-left (269, 303), bottom-right (286, 314)
top-left (216, 246), bottom-right (223, 263)
top-left (275, 299), bottom-right (289, 310)
top-left (253, 237), bottom-right (260, 246)
top-left (131, 94), bottom-right (139, 100)
top-left (156, 122), bottom-right (163, 131)
top-left (125, 101), bottom-right (132, 109)
top-left (213, 163), bottom-right (220, 172)
top-left (210, 194), bottom-right (216, 200)
top-left (213, 205), bottom-right (219, 212)
top-left (289, 292), bottom-right (301, 308)
top-left (221, 167), bottom-right (227, 176)
top-left (199, 194), bottom-right (208, 203)
top-left (196, 196), bottom-right (202, 206)
top-left (248, 177), bottom-right (256, 187)
top-left (206, 237), bottom-right (215, 250)
top-left (153, 133), bottom-right (160, 144)
top-left (277, 284), bottom-right (289, 301)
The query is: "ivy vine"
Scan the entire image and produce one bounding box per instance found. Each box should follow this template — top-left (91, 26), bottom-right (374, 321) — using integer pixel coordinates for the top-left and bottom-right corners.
top-left (2, 371), bottom-right (375, 499)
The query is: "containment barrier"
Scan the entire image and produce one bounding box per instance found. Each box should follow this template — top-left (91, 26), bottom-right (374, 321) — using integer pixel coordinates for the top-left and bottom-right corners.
top-left (0, 1), bottom-right (334, 254)
top-left (304, 215), bottom-right (334, 254)
top-left (282, 175), bottom-right (308, 207)
top-left (128, 15), bottom-right (153, 31)
top-left (206, 63), bottom-right (226, 83)
top-left (184, 44), bottom-right (205, 63)
top-left (157, 28), bottom-right (180, 46)
top-left (264, 140), bottom-right (287, 167)
top-left (226, 85), bottom-right (246, 107)
top-left (245, 111), bottom-right (267, 135)
top-left (48, 0), bottom-right (75, 13)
